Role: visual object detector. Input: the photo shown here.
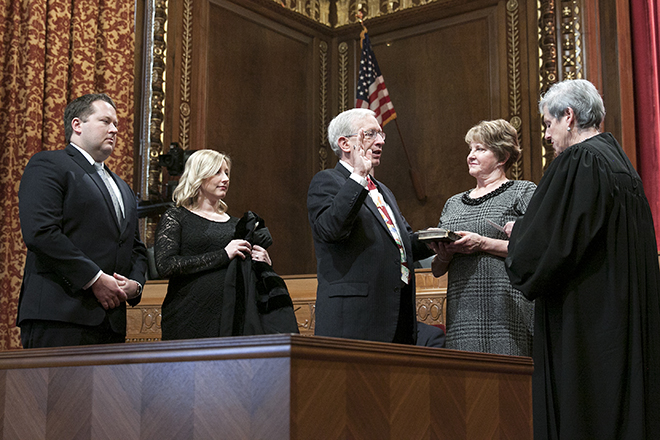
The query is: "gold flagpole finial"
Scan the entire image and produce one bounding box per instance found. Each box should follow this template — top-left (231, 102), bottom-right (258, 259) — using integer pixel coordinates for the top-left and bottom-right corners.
top-left (356, 10), bottom-right (367, 30)
top-left (356, 10), bottom-right (367, 47)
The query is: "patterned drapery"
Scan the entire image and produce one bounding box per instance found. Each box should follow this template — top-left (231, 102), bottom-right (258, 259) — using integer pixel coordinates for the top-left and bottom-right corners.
top-left (0, 0), bottom-right (136, 350)
top-left (631, 0), bottom-right (660, 250)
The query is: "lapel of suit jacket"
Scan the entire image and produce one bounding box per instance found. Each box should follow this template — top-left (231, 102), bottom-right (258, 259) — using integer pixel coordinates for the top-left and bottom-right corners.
top-left (335, 163), bottom-right (397, 240)
top-left (67, 144), bottom-right (122, 231)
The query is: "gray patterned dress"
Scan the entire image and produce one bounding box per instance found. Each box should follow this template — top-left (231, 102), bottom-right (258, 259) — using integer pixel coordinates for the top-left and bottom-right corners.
top-left (438, 180), bottom-right (536, 356)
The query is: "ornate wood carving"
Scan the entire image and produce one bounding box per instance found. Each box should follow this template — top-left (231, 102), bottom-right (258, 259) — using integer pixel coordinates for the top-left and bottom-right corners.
top-left (319, 40), bottom-right (329, 171)
top-left (338, 42), bottom-right (349, 113)
top-left (140, 0), bottom-right (169, 246)
top-left (334, 0), bottom-right (440, 27)
top-left (276, 0), bottom-right (331, 26)
top-left (538, 0), bottom-right (558, 169)
top-left (559, 0), bottom-right (584, 80)
top-left (125, 271), bottom-right (446, 341)
top-left (506, 0), bottom-right (524, 180)
top-left (179, 0), bottom-right (193, 150)
top-left (537, 0), bottom-right (585, 170)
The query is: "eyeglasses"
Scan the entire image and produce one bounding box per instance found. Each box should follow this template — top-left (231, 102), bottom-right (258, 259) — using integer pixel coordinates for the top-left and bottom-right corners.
top-left (344, 129), bottom-right (386, 141)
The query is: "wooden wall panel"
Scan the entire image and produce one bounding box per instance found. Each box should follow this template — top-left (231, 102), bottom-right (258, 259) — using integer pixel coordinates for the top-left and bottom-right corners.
top-left (125, 270), bottom-right (448, 342)
top-left (159, 0), bottom-right (538, 274)
top-left (165, 0), bottom-right (327, 274)
top-left (366, 7), bottom-right (502, 231)
top-left (205, 2), bottom-right (317, 274)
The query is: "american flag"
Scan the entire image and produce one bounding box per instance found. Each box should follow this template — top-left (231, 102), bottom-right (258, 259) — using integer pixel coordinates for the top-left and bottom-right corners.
top-left (355, 30), bottom-right (397, 126)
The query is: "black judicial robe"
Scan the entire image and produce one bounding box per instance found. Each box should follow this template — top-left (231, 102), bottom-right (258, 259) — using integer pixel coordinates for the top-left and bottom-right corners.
top-left (505, 133), bottom-right (660, 440)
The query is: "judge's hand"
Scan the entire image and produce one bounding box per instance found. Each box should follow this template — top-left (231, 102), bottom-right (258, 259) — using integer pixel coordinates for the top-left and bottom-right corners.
top-left (114, 273), bottom-right (140, 299)
top-left (352, 129), bottom-right (374, 178)
top-left (504, 221), bottom-right (515, 237)
top-left (251, 245), bottom-right (272, 265)
top-left (225, 239), bottom-right (252, 260)
top-left (92, 273), bottom-right (128, 310)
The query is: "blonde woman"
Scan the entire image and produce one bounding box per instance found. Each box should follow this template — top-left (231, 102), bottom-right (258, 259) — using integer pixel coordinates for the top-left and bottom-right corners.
top-left (155, 149), bottom-right (272, 340)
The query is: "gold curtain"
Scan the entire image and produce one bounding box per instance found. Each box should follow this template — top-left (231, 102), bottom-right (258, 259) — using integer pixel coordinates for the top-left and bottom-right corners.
top-left (0, 0), bottom-right (136, 350)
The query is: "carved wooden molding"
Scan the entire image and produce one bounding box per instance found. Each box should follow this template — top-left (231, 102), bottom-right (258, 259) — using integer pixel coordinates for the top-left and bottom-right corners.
top-left (537, 0), bottom-right (585, 170)
top-left (125, 271), bottom-right (447, 341)
top-left (277, 0), bottom-right (331, 26)
top-left (338, 41), bottom-right (349, 113)
top-left (179, 0), bottom-right (193, 150)
top-left (559, 0), bottom-right (584, 80)
top-left (319, 40), bottom-right (329, 171)
top-left (506, 0), bottom-right (524, 180)
top-left (139, 0), bottom-right (169, 246)
top-left (334, 0), bottom-right (441, 27)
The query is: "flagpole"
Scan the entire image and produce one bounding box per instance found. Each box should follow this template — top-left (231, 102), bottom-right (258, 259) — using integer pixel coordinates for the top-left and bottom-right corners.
top-left (356, 15), bottom-right (427, 201)
top-left (393, 119), bottom-right (427, 201)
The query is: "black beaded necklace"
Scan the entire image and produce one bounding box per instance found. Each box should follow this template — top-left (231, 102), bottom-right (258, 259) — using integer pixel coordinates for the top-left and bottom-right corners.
top-left (461, 180), bottom-right (515, 206)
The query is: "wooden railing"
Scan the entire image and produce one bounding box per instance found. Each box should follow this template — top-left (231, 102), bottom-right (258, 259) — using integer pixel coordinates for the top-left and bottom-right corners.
top-left (126, 269), bottom-right (447, 342)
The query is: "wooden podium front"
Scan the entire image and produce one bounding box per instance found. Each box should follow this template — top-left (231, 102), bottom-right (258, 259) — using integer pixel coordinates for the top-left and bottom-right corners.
top-left (0, 335), bottom-right (532, 439)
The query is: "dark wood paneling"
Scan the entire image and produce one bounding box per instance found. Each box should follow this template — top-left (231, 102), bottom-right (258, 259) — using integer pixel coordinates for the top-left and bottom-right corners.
top-left (145, 0), bottom-right (636, 279)
top-left (205, 2), bottom-right (317, 274)
top-left (368, 8), bottom-right (502, 231)
top-left (159, 0), bottom-right (536, 275)
top-left (164, 0), bottom-right (326, 274)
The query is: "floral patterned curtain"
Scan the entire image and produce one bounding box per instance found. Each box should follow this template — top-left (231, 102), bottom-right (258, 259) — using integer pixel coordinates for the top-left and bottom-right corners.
top-left (0, 0), bottom-right (136, 350)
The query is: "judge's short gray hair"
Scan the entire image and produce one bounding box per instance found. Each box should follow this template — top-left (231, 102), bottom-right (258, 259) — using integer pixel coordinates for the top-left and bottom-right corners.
top-left (539, 79), bottom-right (605, 129)
top-left (327, 109), bottom-right (376, 157)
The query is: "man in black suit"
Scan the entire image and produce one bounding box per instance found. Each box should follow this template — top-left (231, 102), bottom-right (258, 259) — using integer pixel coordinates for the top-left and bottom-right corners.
top-left (307, 108), bottom-right (443, 346)
top-left (17, 93), bottom-right (148, 348)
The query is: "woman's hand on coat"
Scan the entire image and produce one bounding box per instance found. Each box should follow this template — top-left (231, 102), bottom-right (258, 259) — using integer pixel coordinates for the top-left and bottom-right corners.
top-left (251, 245), bottom-right (272, 265)
top-left (225, 239), bottom-right (252, 260)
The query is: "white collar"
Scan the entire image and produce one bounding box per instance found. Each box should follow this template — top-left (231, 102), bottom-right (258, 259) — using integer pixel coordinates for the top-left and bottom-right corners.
top-left (70, 142), bottom-right (98, 167)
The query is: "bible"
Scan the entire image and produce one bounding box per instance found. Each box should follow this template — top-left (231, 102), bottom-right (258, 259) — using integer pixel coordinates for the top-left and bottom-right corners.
top-left (416, 227), bottom-right (461, 243)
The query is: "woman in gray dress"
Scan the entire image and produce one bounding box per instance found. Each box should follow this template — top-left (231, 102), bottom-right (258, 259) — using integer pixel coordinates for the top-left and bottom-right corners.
top-left (428, 119), bottom-right (535, 356)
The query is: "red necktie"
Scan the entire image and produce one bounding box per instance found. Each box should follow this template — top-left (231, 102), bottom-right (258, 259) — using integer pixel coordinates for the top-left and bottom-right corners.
top-left (367, 176), bottom-right (410, 283)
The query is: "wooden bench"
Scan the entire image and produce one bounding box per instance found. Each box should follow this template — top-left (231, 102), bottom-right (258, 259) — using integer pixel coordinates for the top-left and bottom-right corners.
top-left (126, 269), bottom-right (447, 342)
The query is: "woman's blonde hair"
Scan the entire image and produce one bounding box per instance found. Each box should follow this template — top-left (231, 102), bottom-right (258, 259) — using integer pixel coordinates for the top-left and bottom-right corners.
top-left (465, 119), bottom-right (521, 172)
top-left (172, 149), bottom-right (231, 213)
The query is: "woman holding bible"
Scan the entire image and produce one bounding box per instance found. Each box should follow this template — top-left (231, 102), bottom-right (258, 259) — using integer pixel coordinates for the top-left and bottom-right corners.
top-left (428, 119), bottom-right (535, 356)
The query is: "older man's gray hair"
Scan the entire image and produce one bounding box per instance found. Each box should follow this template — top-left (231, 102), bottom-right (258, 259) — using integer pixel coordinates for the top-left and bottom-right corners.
top-left (327, 108), bottom-right (377, 157)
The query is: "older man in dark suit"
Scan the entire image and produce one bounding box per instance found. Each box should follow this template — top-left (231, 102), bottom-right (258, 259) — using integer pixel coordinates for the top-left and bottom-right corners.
top-left (307, 108), bottom-right (443, 346)
top-left (17, 93), bottom-right (147, 348)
